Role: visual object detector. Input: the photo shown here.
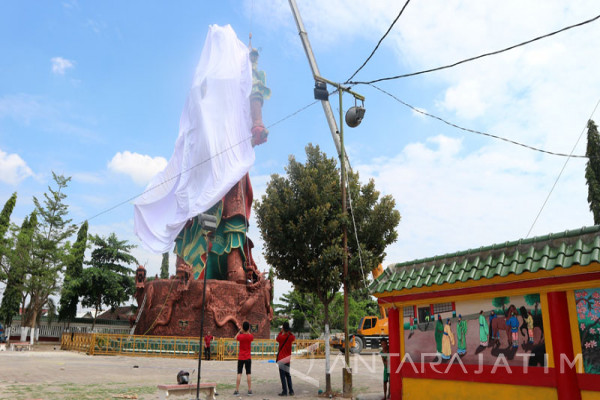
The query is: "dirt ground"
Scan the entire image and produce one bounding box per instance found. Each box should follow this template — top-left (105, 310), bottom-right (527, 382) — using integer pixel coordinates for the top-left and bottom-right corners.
top-left (0, 344), bottom-right (385, 400)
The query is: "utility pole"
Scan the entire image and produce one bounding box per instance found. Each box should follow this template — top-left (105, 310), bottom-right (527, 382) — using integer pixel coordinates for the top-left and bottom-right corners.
top-left (288, 0), bottom-right (350, 169)
top-left (288, 2), bottom-right (365, 397)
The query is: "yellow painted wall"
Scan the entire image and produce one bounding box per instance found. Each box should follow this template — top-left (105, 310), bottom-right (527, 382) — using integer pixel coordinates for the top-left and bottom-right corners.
top-left (582, 391), bottom-right (600, 400)
top-left (402, 378), bottom-right (557, 400)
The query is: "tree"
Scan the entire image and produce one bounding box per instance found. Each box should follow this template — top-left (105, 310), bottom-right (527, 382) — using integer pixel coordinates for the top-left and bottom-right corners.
top-left (0, 192), bottom-right (17, 282)
top-left (255, 144), bottom-right (401, 392)
top-left (78, 233), bottom-right (137, 329)
top-left (58, 221), bottom-right (88, 322)
top-left (23, 173), bottom-right (77, 334)
top-left (524, 293), bottom-right (540, 316)
top-left (586, 120), bottom-right (600, 224)
top-left (160, 252), bottom-right (169, 279)
top-left (0, 212), bottom-right (36, 326)
top-left (492, 296), bottom-right (510, 314)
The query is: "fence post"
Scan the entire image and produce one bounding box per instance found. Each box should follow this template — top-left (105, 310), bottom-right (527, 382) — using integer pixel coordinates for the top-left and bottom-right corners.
top-left (89, 333), bottom-right (96, 355)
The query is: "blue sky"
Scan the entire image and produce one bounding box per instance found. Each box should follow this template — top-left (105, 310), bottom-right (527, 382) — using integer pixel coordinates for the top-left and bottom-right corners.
top-left (1, 1), bottom-right (600, 303)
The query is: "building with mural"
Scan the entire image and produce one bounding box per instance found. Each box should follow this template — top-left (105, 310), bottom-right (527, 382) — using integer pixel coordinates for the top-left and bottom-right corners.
top-left (371, 225), bottom-right (600, 400)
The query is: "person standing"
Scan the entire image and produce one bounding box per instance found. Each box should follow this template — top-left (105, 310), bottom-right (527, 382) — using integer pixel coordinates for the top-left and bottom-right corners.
top-left (234, 321), bottom-right (254, 395)
top-left (456, 315), bottom-right (467, 355)
top-left (441, 319), bottom-right (455, 360)
top-left (479, 310), bottom-right (489, 346)
top-left (380, 338), bottom-right (391, 400)
top-left (276, 321), bottom-right (295, 396)
top-left (203, 330), bottom-right (214, 360)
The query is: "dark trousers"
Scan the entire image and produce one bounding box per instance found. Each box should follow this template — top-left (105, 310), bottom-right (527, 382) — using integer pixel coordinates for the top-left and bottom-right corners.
top-left (278, 362), bottom-right (293, 394)
top-left (204, 346), bottom-right (211, 360)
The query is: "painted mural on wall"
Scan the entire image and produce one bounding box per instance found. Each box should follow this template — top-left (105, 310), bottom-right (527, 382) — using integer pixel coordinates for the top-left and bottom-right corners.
top-left (403, 293), bottom-right (546, 367)
top-left (575, 288), bottom-right (600, 374)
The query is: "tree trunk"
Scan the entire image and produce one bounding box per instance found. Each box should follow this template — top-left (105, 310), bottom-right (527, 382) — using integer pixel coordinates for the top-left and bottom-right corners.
top-left (324, 302), bottom-right (332, 394)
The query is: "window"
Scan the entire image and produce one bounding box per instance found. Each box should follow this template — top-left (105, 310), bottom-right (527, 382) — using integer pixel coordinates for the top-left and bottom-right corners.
top-left (403, 306), bottom-right (414, 318)
top-left (432, 302), bottom-right (453, 314)
top-left (362, 318), bottom-right (372, 330)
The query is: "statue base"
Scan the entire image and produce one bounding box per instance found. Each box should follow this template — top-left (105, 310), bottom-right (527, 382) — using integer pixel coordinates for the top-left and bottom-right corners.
top-left (133, 277), bottom-right (272, 339)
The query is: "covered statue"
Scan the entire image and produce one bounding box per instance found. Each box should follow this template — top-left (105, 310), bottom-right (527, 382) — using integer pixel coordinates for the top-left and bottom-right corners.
top-left (132, 24), bottom-right (273, 338)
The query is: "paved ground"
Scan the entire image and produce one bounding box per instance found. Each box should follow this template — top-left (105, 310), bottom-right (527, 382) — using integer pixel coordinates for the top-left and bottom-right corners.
top-left (0, 344), bottom-right (386, 400)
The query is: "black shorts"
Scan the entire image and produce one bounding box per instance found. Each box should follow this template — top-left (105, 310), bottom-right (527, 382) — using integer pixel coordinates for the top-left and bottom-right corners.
top-left (237, 359), bottom-right (251, 374)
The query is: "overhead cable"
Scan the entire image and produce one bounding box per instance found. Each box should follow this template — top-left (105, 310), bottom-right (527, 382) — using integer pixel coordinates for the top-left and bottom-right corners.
top-left (349, 13), bottom-right (600, 86)
top-left (526, 98), bottom-right (600, 238)
top-left (80, 100), bottom-right (321, 226)
top-left (370, 84), bottom-right (587, 158)
top-left (344, 0), bottom-right (412, 84)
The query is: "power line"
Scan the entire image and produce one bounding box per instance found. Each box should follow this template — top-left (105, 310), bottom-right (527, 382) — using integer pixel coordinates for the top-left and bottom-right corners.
top-left (349, 13), bottom-right (600, 86)
top-left (83, 135), bottom-right (254, 224)
top-left (370, 83), bottom-right (587, 158)
top-left (344, 0), bottom-right (412, 84)
top-left (526, 98), bottom-right (600, 238)
top-left (80, 100), bottom-right (320, 226)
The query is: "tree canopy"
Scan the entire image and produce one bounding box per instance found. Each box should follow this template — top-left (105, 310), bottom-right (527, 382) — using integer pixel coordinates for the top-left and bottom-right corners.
top-left (23, 173), bottom-right (76, 328)
top-left (58, 221), bottom-right (89, 322)
top-left (256, 144), bottom-right (400, 311)
top-left (78, 233), bottom-right (137, 327)
top-left (586, 119), bottom-right (600, 224)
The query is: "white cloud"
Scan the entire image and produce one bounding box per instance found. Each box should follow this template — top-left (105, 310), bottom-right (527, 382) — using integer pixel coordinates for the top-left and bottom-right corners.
top-left (51, 57), bottom-right (74, 75)
top-left (0, 149), bottom-right (34, 185)
top-left (108, 151), bottom-right (167, 185)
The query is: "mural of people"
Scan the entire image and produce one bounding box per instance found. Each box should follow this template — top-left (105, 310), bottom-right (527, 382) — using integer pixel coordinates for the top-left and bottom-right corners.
top-left (441, 319), bottom-right (455, 360)
top-left (479, 310), bottom-right (489, 346)
top-left (404, 293), bottom-right (546, 367)
top-left (508, 312), bottom-right (519, 348)
top-left (434, 315), bottom-right (444, 356)
top-left (457, 314), bottom-right (467, 355)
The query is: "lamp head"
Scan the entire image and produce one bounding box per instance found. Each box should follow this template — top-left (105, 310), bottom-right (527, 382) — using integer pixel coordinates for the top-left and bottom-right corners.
top-left (345, 106), bottom-right (365, 128)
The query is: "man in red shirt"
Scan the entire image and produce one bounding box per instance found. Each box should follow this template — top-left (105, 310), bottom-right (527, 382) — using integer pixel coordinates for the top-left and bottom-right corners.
top-left (276, 321), bottom-right (295, 396)
top-left (234, 321), bottom-right (254, 395)
top-left (203, 331), bottom-right (214, 360)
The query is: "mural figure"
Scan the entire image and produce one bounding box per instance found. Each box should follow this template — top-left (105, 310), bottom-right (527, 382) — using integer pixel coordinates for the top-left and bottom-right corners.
top-left (525, 310), bottom-right (534, 344)
top-left (491, 304), bottom-right (518, 347)
top-left (457, 314), bottom-right (467, 355)
top-left (434, 315), bottom-right (444, 356)
top-left (479, 310), bottom-right (489, 346)
top-left (441, 319), bottom-right (455, 360)
top-left (488, 310), bottom-right (497, 343)
top-left (508, 311), bottom-right (519, 348)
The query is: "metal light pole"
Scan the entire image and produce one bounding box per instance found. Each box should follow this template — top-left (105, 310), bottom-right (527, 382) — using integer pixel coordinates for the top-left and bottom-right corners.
top-left (315, 76), bottom-right (365, 398)
top-left (194, 214), bottom-right (217, 400)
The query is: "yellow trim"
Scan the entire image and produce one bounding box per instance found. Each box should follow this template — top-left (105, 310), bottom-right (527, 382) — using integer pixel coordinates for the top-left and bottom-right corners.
top-left (566, 289), bottom-right (584, 373)
top-left (403, 378), bottom-right (558, 400)
top-left (540, 292), bottom-right (554, 368)
top-left (379, 279), bottom-right (600, 309)
top-left (399, 306), bottom-right (405, 357)
top-left (376, 263), bottom-right (600, 299)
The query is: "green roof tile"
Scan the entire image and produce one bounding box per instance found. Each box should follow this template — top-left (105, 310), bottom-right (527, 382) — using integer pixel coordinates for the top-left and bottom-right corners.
top-left (371, 225), bottom-right (600, 295)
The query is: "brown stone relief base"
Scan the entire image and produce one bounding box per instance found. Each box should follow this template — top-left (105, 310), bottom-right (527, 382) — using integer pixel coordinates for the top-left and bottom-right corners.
top-left (134, 278), bottom-right (271, 339)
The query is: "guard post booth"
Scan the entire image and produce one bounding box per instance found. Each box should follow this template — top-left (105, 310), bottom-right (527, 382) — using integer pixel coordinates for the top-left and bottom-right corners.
top-left (371, 226), bottom-right (600, 400)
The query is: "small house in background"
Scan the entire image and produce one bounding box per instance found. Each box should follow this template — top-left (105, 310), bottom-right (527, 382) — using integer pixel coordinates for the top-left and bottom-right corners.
top-left (371, 225), bottom-right (600, 400)
top-left (96, 306), bottom-right (136, 321)
top-left (75, 311), bottom-right (93, 319)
